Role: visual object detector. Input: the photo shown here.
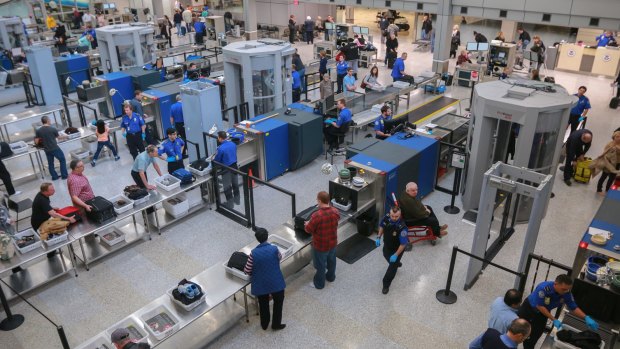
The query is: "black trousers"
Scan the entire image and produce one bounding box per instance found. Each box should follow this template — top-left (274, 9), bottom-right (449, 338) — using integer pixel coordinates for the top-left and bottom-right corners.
top-left (131, 170), bottom-right (147, 188)
top-left (292, 88), bottom-right (301, 103)
top-left (597, 171), bottom-right (616, 192)
top-left (568, 113), bottom-right (581, 135)
top-left (564, 152), bottom-right (575, 181)
top-left (220, 163), bottom-right (240, 203)
top-left (306, 31), bottom-right (313, 44)
top-left (382, 246), bottom-right (403, 288)
top-left (195, 32), bottom-right (204, 44)
top-left (517, 300), bottom-right (549, 349)
top-left (0, 160), bottom-right (15, 195)
top-left (257, 290), bottom-right (285, 330)
top-left (336, 73), bottom-right (345, 94)
top-left (323, 126), bottom-right (344, 149)
top-left (405, 206), bottom-right (441, 237)
top-left (289, 32), bottom-right (295, 44)
top-left (167, 160), bottom-right (184, 174)
top-left (127, 133), bottom-right (145, 160)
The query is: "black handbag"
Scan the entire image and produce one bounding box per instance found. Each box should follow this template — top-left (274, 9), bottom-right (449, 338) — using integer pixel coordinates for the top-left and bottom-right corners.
top-left (227, 251), bottom-right (249, 271)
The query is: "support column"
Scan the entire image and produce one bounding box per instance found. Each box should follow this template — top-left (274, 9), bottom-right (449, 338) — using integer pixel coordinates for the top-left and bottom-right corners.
top-left (432, 0), bottom-right (453, 74)
top-left (243, 0), bottom-right (257, 40)
top-left (501, 20), bottom-right (517, 42)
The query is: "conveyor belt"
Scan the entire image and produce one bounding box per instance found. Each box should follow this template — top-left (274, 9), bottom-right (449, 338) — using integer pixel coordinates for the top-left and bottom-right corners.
top-left (395, 95), bottom-right (459, 124)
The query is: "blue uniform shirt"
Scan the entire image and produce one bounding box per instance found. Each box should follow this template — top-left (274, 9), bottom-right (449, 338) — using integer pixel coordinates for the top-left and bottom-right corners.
top-left (336, 61), bottom-right (348, 75)
top-left (194, 21), bottom-right (206, 34)
top-left (374, 114), bottom-right (392, 133)
top-left (214, 140), bottom-right (237, 166)
top-left (527, 281), bottom-right (578, 311)
top-left (379, 217), bottom-right (409, 245)
top-left (170, 101), bottom-right (184, 123)
top-left (570, 94), bottom-right (591, 115)
top-left (337, 108), bottom-right (352, 127)
top-left (488, 297), bottom-right (518, 334)
top-left (121, 112), bottom-right (145, 134)
top-left (392, 58), bottom-right (405, 79)
top-left (82, 28), bottom-right (96, 39)
top-left (596, 34), bottom-right (615, 47)
top-left (158, 137), bottom-right (185, 162)
top-left (292, 70), bottom-right (301, 89)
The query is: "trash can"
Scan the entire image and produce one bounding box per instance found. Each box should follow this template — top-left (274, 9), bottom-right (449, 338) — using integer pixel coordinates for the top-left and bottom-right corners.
top-left (355, 208), bottom-right (376, 236)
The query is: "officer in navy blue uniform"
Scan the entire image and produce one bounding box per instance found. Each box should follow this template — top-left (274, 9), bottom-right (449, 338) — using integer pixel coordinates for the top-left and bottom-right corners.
top-left (517, 274), bottom-right (598, 349)
top-left (120, 104), bottom-right (146, 160)
top-left (376, 206), bottom-right (409, 295)
top-left (169, 95), bottom-right (186, 157)
top-left (158, 128), bottom-right (185, 174)
top-left (568, 86), bottom-right (591, 135)
top-left (374, 105), bottom-right (393, 140)
top-left (214, 131), bottom-right (240, 207)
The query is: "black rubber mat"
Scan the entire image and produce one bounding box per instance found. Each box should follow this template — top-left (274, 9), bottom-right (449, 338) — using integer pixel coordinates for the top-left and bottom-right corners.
top-left (594, 197), bottom-right (620, 225)
top-left (404, 96), bottom-right (459, 124)
top-left (336, 234), bottom-right (377, 264)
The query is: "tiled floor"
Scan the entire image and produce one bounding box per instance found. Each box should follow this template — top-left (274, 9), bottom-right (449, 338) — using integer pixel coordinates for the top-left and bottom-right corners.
top-left (0, 9), bottom-right (619, 349)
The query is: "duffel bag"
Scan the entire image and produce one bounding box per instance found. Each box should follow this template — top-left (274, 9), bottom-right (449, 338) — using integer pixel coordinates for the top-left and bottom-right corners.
top-left (172, 168), bottom-right (195, 185)
top-left (124, 185), bottom-right (148, 200)
top-left (55, 206), bottom-right (82, 223)
top-left (85, 196), bottom-right (117, 224)
top-left (227, 251), bottom-right (249, 271)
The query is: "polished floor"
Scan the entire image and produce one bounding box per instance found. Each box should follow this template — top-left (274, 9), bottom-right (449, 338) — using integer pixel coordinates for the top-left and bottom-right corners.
top-left (0, 9), bottom-right (619, 349)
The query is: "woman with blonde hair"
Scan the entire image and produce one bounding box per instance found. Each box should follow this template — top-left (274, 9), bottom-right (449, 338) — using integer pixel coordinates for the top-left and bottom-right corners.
top-left (495, 31), bottom-right (505, 42)
top-left (450, 24), bottom-right (460, 58)
top-left (591, 130), bottom-right (620, 195)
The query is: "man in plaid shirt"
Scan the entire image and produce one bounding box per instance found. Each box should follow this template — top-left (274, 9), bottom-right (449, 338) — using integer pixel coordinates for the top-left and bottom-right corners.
top-left (305, 191), bottom-right (340, 289)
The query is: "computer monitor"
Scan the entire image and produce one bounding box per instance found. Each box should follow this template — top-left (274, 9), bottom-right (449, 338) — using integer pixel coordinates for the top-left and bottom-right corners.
top-left (103, 3), bottom-right (109, 9)
top-left (352, 26), bottom-right (361, 34)
top-left (383, 117), bottom-right (407, 135)
top-left (124, 7), bottom-right (131, 13)
top-left (109, 3), bottom-right (116, 9)
top-left (324, 93), bottom-right (335, 112)
top-left (360, 27), bottom-right (369, 35)
top-left (498, 52), bottom-right (506, 58)
top-left (477, 42), bottom-right (489, 51)
top-left (11, 47), bottom-right (23, 56)
top-left (324, 22), bottom-right (335, 30)
top-left (466, 42), bottom-right (478, 51)
top-left (162, 56), bottom-right (175, 67)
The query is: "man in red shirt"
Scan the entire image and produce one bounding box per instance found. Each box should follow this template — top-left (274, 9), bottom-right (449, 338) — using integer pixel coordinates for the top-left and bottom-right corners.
top-left (67, 159), bottom-right (95, 214)
top-left (305, 191), bottom-right (340, 289)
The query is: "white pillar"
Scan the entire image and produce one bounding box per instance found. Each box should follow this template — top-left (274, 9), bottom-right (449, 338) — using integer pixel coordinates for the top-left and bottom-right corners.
top-left (432, 0), bottom-right (452, 74)
top-left (243, 0), bottom-right (257, 40)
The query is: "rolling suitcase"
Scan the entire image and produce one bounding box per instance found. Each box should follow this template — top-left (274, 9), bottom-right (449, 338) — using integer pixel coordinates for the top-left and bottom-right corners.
top-left (85, 196), bottom-right (117, 224)
top-left (573, 157), bottom-right (593, 183)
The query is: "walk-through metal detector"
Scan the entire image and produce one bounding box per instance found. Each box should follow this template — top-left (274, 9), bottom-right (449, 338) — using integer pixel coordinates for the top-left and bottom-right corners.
top-left (464, 162), bottom-right (553, 290)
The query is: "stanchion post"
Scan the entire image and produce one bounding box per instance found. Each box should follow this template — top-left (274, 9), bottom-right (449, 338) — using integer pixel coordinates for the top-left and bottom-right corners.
top-left (436, 245), bottom-right (458, 304)
top-left (444, 167), bottom-right (461, 214)
top-left (0, 285), bottom-right (24, 331)
top-left (57, 326), bottom-right (70, 349)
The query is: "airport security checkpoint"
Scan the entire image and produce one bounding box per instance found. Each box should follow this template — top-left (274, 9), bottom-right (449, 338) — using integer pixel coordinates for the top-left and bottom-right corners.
top-left (1, 3), bottom-right (620, 349)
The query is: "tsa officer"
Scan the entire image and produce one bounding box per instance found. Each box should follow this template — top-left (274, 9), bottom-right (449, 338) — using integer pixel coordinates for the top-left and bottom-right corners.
top-left (158, 128), bottom-right (185, 174)
top-left (170, 95), bottom-right (186, 157)
top-left (214, 131), bottom-right (240, 207)
top-left (120, 104), bottom-right (146, 160)
top-left (375, 206), bottom-right (408, 295)
top-left (568, 86), bottom-right (591, 135)
top-left (595, 30), bottom-right (616, 47)
top-left (517, 274), bottom-right (599, 349)
top-left (374, 105), bottom-right (393, 140)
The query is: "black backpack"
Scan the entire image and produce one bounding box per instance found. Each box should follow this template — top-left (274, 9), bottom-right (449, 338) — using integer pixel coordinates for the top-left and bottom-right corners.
top-left (0, 142), bottom-right (13, 159)
top-left (556, 330), bottom-right (602, 349)
top-left (227, 251), bottom-right (249, 271)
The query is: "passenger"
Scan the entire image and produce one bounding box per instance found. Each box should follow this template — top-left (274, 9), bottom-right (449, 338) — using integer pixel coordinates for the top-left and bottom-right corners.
top-left (361, 66), bottom-right (383, 92)
top-left (473, 31), bottom-right (488, 43)
top-left (305, 191), bottom-right (339, 289)
top-left (158, 128), bottom-right (185, 174)
top-left (399, 182), bottom-right (448, 237)
top-left (375, 206), bottom-right (408, 295)
top-left (488, 289), bottom-right (522, 333)
top-left (469, 318), bottom-right (531, 349)
top-left (91, 119), bottom-right (120, 166)
top-left (494, 31), bottom-right (505, 42)
top-left (530, 69), bottom-right (540, 81)
top-left (318, 50), bottom-right (328, 81)
top-left (457, 50), bottom-right (472, 66)
top-left (343, 67), bottom-right (357, 98)
top-left (243, 227), bottom-right (287, 331)
top-left (67, 160), bottom-right (95, 214)
top-left (35, 115), bottom-right (68, 180)
top-left (319, 73), bottom-right (333, 100)
top-left (131, 145), bottom-right (163, 190)
top-left (31, 182), bottom-right (76, 258)
top-left (591, 130), bottom-right (620, 195)
top-left (111, 328), bottom-right (151, 348)
top-left (517, 27), bottom-right (531, 50)
top-left (374, 105), bottom-right (393, 140)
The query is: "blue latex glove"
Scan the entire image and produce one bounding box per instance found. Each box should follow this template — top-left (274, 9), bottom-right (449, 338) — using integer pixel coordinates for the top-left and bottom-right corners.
top-left (122, 132), bottom-right (127, 138)
top-left (375, 238), bottom-right (381, 247)
top-left (553, 319), bottom-right (563, 330)
top-left (578, 116), bottom-right (585, 122)
top-left (141, 133), bottom-right (146, 141)
top-left (585, 316), bottom-right (598, 331)
top-left (389, 254), bottom-right (397, 263)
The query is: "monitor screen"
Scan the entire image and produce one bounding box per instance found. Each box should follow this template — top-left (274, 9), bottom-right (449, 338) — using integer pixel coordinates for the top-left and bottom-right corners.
top-left (124, 7), bottom-right (131, 13)
top-left (466, 42), bottom-right (478, 51)
top-left (352, 26), bottom-right (361, 34)
top-left (103, 3), bottom-right (109, 9)
top-left (498, 52), bottom-right (506, 58)
top-left (162, 56), bottom-right (175, 67)
top-left (383, 117), bottom-right (407, 135)
top-left (324, 93), bottom-right (335, 111)
top-left (477, 42), bottom-right (489, 51)
top-left (325, 22), bottom-right (335, 30)
top-left (109, 3), bottom-right (116, 9)
top-left (360, 27), bottom-right (369, 35)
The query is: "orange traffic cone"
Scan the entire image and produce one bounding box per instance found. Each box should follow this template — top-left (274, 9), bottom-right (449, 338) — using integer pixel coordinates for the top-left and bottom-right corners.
top-left (248, 168), bottom-right (257, 188)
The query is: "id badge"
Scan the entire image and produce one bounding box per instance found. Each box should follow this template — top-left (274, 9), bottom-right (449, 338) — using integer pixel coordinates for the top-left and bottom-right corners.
top-left (544, 297), bottom-right (550, 305)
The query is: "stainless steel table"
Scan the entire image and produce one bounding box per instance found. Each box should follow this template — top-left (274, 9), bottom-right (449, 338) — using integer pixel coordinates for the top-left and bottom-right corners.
top-left (0, 105), bottom-right (65, 143)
